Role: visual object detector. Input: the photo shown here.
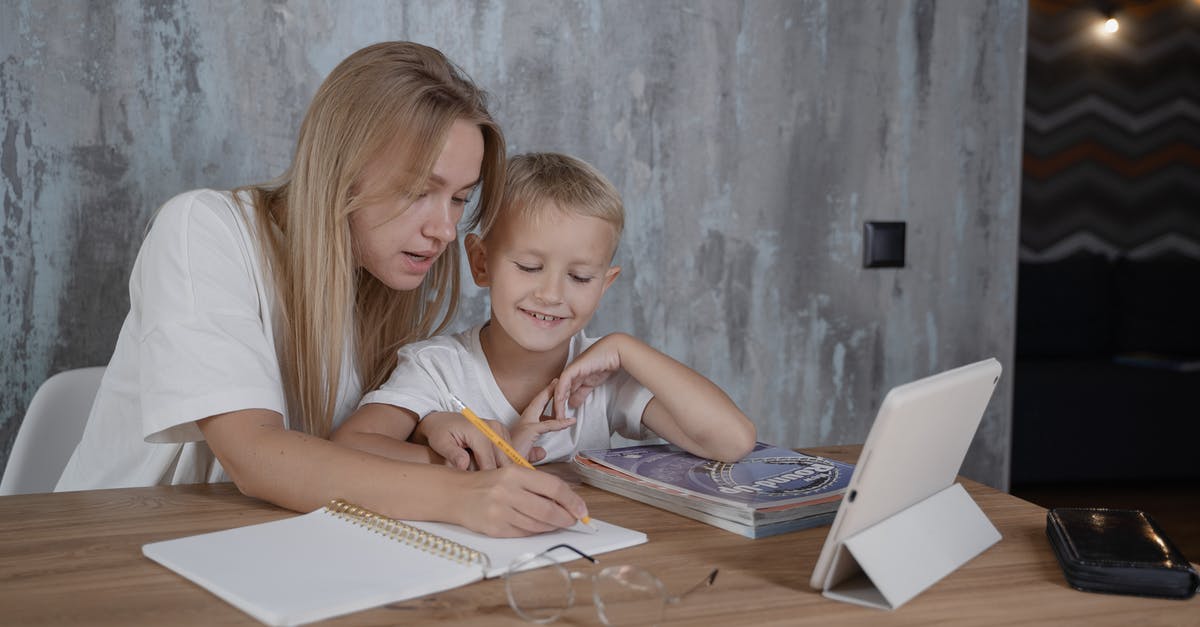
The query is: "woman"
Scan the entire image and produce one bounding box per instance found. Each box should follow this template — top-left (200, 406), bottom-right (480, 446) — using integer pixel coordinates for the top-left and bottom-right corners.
top-left (55, 42), bottom-right (587, 538)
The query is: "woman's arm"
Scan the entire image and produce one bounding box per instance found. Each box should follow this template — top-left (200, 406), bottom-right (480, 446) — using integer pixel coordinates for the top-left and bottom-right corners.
top-left (553, 333), bottom-right (757, 462)
top-left (329, 403), bottom-right (443, 464)
top-left (197, 409), bottom-right (588, 537)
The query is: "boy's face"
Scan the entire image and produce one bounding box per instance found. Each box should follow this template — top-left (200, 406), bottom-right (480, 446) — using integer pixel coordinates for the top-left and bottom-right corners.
top-left (467, 205), bottom-right (620, 354)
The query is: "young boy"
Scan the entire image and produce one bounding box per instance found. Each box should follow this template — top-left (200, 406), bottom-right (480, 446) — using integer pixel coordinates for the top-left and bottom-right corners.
top-left (332, 153), bottom-right (756, 468)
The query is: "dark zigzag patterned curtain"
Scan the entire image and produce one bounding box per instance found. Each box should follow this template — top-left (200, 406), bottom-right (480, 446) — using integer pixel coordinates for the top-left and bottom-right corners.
top-left (1023, 0), bottom-right (1200, 261)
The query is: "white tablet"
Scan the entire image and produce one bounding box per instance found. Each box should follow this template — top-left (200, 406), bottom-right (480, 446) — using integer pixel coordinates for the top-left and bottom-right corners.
top-left (809, 358), bottom-right (1002, 590)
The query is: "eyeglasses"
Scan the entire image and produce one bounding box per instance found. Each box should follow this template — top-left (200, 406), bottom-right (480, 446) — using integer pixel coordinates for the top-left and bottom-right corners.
top-left (503, 543), bottom-right (718, 626)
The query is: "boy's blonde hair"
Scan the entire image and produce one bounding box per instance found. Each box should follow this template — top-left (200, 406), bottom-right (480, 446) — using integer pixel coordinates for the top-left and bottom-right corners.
top-left (236, 42), bottom-right (505, 438)
top-left (490, 153), bottom-right (623, 255)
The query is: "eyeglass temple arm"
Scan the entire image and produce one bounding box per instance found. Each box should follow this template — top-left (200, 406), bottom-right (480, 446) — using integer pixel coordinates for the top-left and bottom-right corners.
top-left (542, 543), bottom-right (598, 564)
top-left (668, 568), bottom-right (719, 605)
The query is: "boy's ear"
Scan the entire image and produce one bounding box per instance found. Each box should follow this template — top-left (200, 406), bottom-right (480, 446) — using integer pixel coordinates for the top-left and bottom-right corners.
top-left (465, 233), bottom-right (490, 287)
top-left (600, 265), bottom-right (621, 295)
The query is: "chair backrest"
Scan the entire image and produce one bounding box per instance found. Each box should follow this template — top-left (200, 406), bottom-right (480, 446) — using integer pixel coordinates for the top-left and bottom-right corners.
top-left (0, 367), bottom-right (106, 495)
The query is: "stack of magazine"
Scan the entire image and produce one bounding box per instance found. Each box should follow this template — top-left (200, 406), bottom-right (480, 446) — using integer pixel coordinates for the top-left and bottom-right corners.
top-left (573, 442), bottom-right (854, 539)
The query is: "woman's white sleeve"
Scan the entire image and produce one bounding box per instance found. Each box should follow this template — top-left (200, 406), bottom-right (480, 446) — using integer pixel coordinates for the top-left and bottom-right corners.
top-left (136, 193), bottom-right (286, 443)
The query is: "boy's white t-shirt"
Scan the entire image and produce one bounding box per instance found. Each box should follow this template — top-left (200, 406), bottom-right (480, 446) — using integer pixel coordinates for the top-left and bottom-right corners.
top-left (360, 323), bottom-right (654, 463)
top-left (56, 189), bottom-right (361, 491)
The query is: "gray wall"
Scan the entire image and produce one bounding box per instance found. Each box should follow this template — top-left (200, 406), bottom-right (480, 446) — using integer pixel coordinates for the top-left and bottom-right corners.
top-left (0, 1), bottom-right (1026, 489)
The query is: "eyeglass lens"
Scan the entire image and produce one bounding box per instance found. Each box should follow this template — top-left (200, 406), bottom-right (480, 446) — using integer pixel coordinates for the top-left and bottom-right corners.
top-left (505, 553), bottom-right (574, 624)
top-left (593, 564), bottom-right (667, 626)
top-left (506, 554), bottom-right (674, 626)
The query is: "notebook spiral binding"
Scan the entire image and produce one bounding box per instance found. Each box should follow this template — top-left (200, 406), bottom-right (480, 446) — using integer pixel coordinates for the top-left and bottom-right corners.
top-left (326, 498), bottom-right (492, 571)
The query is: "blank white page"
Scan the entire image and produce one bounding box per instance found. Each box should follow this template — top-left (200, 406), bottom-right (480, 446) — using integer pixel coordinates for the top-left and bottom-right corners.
top-left (144, 507), bottom-right (647, 626)
top-left (143, 509), bottom-right (482, 626)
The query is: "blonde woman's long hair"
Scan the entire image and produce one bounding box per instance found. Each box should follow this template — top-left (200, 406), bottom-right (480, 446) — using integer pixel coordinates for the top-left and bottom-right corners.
top-left (236, 42), bottom-right (505, 437)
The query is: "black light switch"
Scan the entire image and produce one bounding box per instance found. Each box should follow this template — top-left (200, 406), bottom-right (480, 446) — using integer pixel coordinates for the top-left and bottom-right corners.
top-left (863, 221), bottom-right (905, 268)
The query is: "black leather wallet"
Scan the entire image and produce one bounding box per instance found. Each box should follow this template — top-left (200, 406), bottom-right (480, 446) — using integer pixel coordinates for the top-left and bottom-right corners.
top-left (1046, 507), bottom-right (1199, 599)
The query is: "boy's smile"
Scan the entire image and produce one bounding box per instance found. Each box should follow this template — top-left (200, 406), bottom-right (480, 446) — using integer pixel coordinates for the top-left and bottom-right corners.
top-left (522, 309), bottom-right (565, 324)
top-left (468, 205), bottom-right (621, 359)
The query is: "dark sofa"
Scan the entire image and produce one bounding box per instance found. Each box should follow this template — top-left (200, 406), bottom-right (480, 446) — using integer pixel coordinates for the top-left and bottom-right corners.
top-left (1011, 252), bottom-right (1200, 484)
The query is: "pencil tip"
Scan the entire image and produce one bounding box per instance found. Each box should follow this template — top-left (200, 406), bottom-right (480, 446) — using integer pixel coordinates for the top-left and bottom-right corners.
top-left (567, 518), bottom-right (599, 534)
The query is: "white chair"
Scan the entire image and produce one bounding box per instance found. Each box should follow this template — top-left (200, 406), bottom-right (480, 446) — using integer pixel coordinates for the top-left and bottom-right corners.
top-left (0, 367), bottom-right (106, 495)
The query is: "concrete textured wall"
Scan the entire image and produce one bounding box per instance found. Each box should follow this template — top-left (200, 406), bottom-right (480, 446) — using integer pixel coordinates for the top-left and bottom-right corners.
top-left (0, 1), bottom-right (1026, 489)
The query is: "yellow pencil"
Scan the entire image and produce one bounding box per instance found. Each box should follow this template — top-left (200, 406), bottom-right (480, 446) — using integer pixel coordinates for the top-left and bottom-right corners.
top-left (449, 394), bottom-right (597, 533)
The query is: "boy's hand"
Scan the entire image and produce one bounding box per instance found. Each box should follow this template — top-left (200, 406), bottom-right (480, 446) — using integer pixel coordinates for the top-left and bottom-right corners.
top-left (552, 334), bottom-right (626, 420)
top-left (510, 379), bottom-right (576, 462)
top-left (414, 411), bottom-right (548, 470)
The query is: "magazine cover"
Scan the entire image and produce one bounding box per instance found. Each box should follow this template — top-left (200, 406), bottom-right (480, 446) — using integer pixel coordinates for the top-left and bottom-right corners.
top-left (576, 442), bottom-right (853, 510)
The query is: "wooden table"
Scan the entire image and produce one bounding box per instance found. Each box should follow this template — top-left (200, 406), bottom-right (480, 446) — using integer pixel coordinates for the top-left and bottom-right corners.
top-left (1, 445), bottom-right (1195, 625)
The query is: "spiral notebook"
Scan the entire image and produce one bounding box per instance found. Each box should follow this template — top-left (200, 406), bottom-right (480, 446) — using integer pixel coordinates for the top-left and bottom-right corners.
top-left (143, 499), bottom-right (646, 626)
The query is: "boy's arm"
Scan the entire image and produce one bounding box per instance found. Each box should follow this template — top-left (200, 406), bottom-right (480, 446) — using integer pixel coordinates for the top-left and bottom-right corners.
top-left (329, 403), bottom-right (444, 464)
top-left (554, 333), bottom-right (757, 462)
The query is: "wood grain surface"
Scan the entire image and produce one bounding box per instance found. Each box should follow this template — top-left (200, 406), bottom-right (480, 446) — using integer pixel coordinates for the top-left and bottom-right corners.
top-left (1, 446), bottom-right (1195, 626)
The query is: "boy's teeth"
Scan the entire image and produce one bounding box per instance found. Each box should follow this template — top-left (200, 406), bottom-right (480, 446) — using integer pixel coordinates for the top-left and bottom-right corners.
top-left (531, 312), bottom-right (558, 321)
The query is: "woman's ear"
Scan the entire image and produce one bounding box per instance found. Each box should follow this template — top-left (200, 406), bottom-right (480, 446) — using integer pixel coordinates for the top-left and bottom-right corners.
top-left (465, 233), bottom-right (490, 287)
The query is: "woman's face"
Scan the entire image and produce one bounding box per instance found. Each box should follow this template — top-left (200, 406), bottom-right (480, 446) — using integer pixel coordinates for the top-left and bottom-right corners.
top-left (350, 119), bottom-right (484, 291)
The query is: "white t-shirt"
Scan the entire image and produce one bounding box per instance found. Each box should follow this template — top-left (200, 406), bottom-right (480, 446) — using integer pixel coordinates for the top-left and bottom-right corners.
top-left (56, 189), bottom-right (361, 490)
top-left (360, 323), bottom-right (654, 463)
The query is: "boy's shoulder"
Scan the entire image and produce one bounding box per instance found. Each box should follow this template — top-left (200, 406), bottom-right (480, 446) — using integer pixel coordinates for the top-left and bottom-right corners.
top-left (397, 325), bottom-right (481, 361)
top-left (572, 328), bottom-right (607, 355)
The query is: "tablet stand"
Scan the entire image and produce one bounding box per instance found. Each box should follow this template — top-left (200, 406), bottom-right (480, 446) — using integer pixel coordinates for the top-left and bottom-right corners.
top-left (821, 482), bottom-right (1001, 610)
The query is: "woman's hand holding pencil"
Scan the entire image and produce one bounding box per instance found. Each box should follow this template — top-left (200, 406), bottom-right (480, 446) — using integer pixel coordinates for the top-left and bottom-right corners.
top-left (450, 394), bottom-right (598, 533)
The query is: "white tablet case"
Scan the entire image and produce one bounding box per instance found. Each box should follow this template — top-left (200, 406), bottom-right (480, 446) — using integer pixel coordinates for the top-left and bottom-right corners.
top-left (812, 358), bottom-right (1002, 610)
top-left (821, 482), bottom-right (1000, 609)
